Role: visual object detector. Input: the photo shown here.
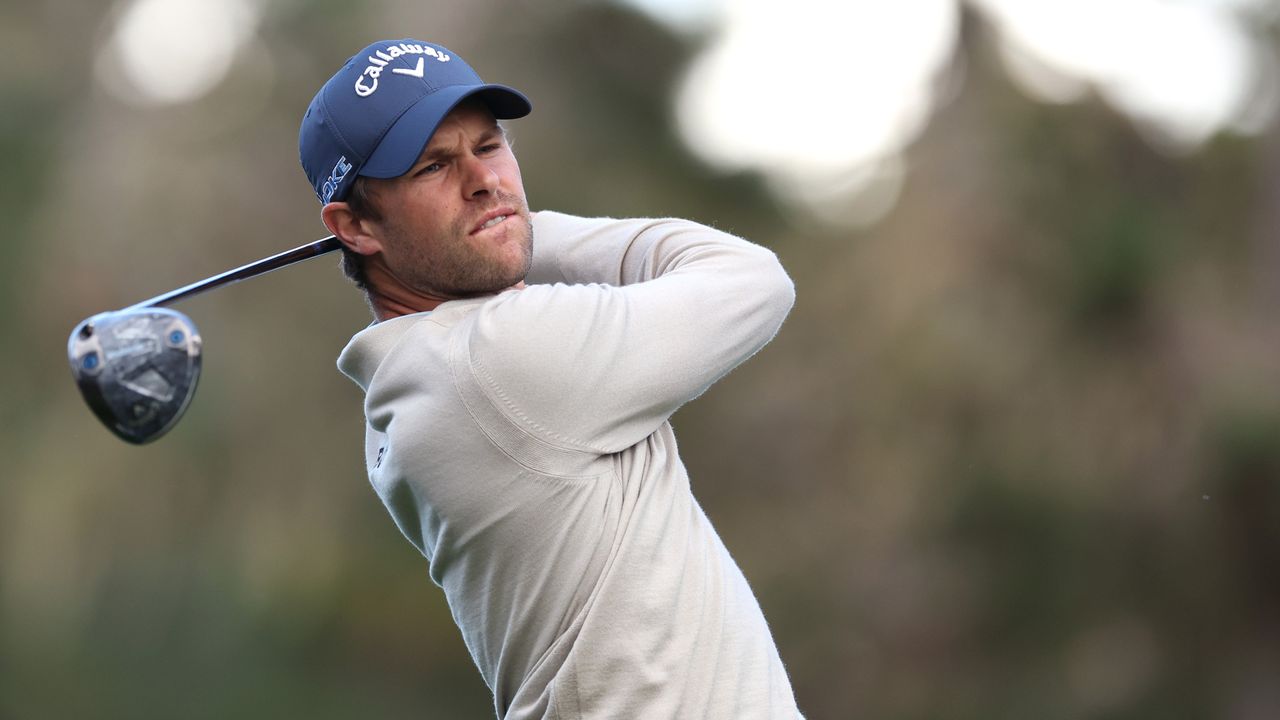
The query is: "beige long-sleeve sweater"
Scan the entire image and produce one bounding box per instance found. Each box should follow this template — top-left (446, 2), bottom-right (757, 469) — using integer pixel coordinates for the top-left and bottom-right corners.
top-left (337, 211), bottom-right (801, 719)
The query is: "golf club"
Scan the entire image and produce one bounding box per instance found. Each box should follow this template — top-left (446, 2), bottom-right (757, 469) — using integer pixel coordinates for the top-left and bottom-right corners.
top-left (68, 235), bottom-right (342, 444)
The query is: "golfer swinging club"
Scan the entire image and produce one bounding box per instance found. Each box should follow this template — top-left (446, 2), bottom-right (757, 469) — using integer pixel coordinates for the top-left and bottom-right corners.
top-left (300, 38), bottom-right (803, 719)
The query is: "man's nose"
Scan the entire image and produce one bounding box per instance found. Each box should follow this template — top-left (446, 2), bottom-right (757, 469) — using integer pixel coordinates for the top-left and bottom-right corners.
top-left (461, 156), bottom-right (500, 199)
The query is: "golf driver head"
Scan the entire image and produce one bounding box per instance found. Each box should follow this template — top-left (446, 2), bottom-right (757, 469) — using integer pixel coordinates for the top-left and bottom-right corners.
top-left (68, 308), bottom-right (202, 444)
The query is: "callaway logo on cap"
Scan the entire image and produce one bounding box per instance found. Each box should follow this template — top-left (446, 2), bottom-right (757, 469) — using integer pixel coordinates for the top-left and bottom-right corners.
top-left (299, 39), bottom-right (532, 204)
top-left (352, 41), bottom-right (451, 97)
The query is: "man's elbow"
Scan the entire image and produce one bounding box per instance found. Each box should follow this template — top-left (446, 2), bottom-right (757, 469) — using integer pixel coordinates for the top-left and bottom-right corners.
top-left (753, 248), bottom-right (796, 329)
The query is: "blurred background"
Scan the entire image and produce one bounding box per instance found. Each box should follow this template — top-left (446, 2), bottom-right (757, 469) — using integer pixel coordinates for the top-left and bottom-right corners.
top-left (3, 0), bottom-right (1279, 717)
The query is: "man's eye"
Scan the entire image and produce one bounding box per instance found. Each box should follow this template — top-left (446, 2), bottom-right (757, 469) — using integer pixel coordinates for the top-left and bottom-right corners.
top-left (478, 144), bottom-right (501, 154)
top-left (416, 162), bottom-right (443, 176)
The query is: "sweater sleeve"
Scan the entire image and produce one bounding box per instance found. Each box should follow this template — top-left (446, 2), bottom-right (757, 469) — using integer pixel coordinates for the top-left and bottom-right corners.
top-left (462, 212), bottom-right (794, 455)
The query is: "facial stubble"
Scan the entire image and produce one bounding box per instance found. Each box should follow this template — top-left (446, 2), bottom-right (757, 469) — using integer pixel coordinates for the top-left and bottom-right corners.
top-left (385, 191), bottom-right (534, 299)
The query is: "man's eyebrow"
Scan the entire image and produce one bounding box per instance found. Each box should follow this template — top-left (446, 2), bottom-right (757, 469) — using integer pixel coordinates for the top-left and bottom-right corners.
top-left (415, 124), bottom-right (506, 165)
top-left (413, 145), bottom-right (451, 167)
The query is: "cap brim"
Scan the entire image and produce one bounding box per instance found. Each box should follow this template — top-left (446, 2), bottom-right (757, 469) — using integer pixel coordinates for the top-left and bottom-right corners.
top-left (361, 84), bottom-right (531, 179)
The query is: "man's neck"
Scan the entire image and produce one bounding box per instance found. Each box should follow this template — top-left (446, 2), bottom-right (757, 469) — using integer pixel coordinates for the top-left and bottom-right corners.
top-left (363, 260), bottom-right (526, 322)
top-left (363, 259), bottom-right (451, 321)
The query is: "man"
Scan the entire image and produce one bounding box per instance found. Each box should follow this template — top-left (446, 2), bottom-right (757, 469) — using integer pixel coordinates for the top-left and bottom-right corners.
top-left (299, 38), bottom-right (802, 719)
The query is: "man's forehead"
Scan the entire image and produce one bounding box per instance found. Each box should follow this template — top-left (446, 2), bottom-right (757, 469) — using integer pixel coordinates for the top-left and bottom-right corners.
top-left (423, 101), bottom-right (500, 150)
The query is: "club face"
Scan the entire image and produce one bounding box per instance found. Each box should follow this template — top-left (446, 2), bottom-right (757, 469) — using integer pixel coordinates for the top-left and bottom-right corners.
top-left (68, 308), bottom-right (203, 444)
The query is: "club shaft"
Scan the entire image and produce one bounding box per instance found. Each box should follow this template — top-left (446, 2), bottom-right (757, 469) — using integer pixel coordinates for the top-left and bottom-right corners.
top-left (126, 236), bottom-right (343, 310)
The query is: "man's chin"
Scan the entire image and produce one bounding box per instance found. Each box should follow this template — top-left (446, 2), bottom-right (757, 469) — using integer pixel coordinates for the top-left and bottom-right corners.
top-left (434, 269), bottom-right (529, 299)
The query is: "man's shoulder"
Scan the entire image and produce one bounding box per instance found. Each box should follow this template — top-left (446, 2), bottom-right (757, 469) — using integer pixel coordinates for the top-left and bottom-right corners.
top-left (531, 209), bottom-right (711, 236)
top-left (531, 209), bottom-right (630, 236)
top-left (337, 300), bottom-right (488, 387)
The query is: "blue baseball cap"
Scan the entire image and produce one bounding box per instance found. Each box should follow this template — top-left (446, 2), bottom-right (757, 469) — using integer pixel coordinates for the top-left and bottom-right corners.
top-left (299, 39), bottom-right (531, 204)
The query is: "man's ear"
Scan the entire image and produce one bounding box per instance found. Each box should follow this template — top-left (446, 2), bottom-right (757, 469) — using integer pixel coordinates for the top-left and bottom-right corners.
top-left (321, 202), bottom-right (383, 256)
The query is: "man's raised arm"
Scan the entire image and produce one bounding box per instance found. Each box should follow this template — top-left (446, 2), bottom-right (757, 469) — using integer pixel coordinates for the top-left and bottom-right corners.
top-left (467, 211), bottom-right (794, 453)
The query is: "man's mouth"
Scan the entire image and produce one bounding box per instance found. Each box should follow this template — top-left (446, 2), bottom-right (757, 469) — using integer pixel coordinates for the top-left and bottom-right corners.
top-left (472, 210), bottom-right (515, 235)
top-left (473, 207), bottom-right (517, 235)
